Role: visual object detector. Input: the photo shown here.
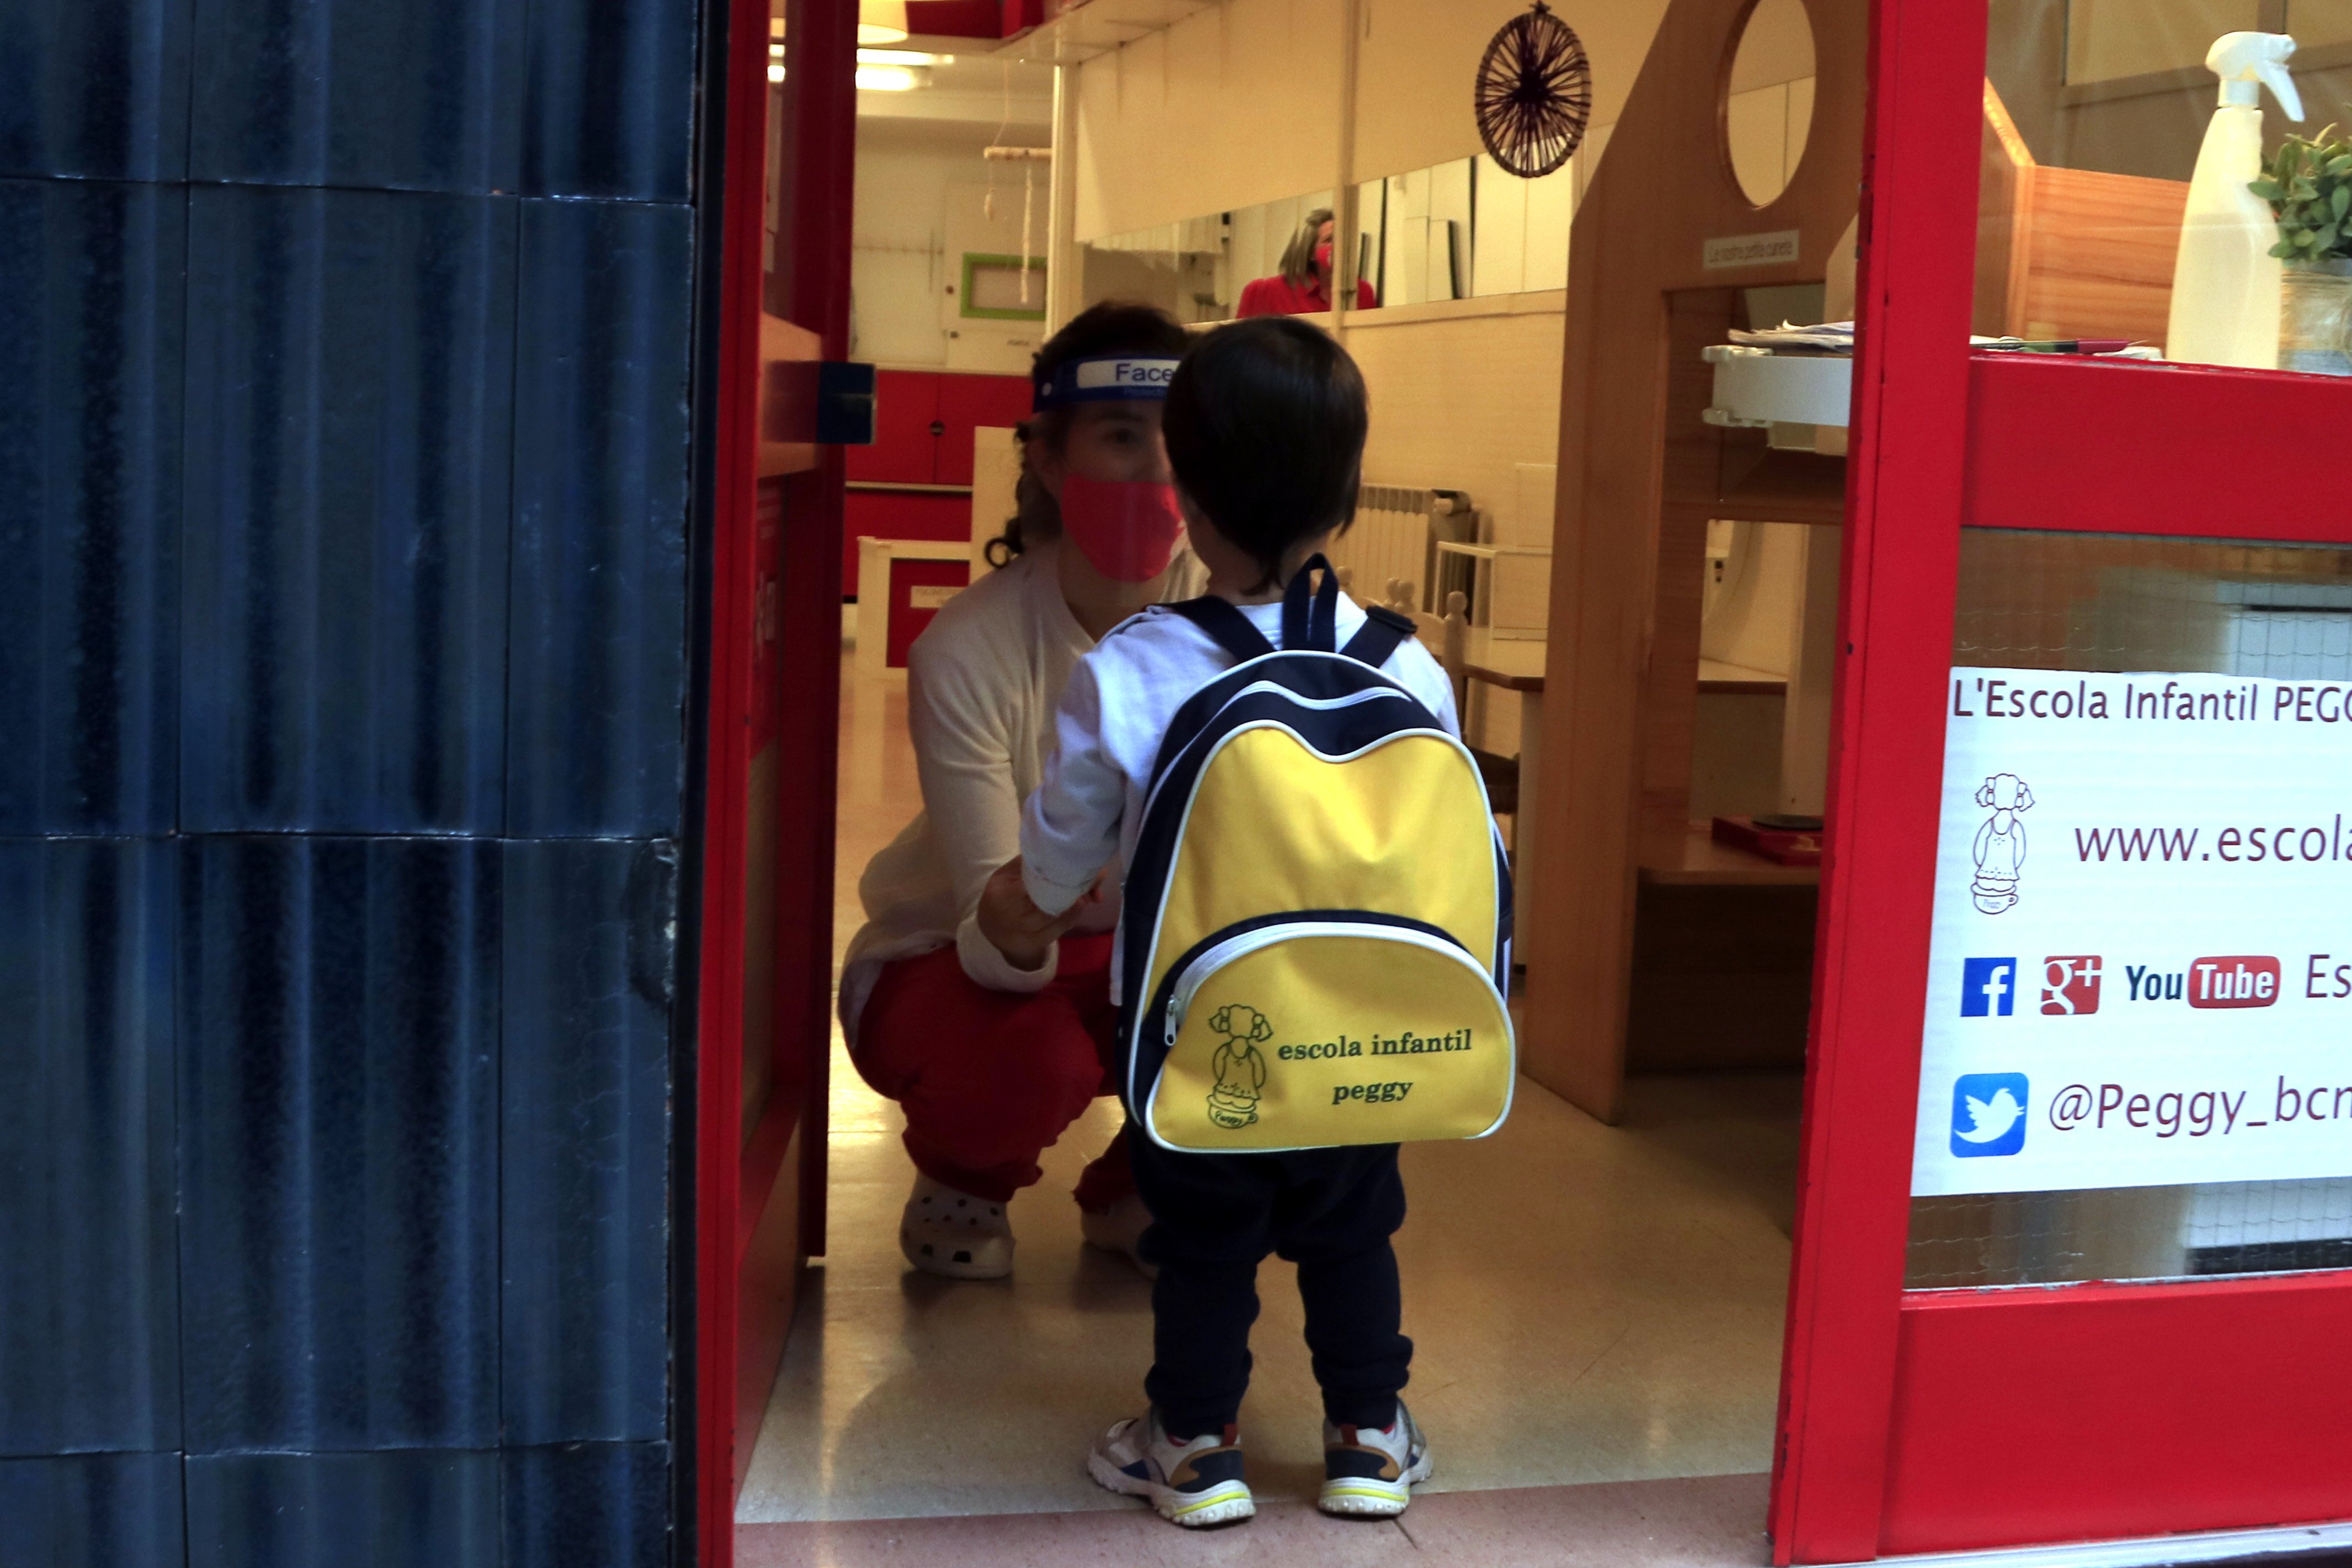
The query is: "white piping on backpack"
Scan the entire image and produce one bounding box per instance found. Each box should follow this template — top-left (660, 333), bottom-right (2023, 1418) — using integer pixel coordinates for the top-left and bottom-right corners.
top-left (1140, 919), bottom-right (1518, 1154)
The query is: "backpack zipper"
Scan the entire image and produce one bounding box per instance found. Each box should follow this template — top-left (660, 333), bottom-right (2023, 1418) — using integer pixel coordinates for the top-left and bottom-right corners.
top-left (1163, 918), bottom-right (1502, 1046)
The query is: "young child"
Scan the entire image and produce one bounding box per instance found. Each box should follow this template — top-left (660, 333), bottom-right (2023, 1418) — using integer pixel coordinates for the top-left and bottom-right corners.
top-left (977, 315), bottom-right (1460, 1527)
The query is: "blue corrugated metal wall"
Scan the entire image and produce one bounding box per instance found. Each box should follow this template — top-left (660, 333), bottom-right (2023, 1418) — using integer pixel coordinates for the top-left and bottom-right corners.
top-left (0, 0), bottom-right (700, 1560)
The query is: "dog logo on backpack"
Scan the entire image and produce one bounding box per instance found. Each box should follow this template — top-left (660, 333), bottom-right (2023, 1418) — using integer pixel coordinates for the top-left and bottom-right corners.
top-left (1205, 1004), bottom-right (1273, 1129)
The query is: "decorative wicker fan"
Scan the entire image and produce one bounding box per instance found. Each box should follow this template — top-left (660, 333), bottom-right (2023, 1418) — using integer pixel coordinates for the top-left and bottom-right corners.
top-left (1473, 2), bottom-right (1593, 178)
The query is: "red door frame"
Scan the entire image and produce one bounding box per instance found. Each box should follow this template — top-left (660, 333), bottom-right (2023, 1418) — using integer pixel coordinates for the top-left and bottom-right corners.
top-left (694, 0), bottom-right (857, 1563)
top-left (1772, 0), bottom-right (2352, 1559)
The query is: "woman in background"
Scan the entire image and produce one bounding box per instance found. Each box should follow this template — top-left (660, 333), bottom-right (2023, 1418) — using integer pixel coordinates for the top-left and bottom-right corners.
top-left (1236, 208), bottom-right (1377, 317)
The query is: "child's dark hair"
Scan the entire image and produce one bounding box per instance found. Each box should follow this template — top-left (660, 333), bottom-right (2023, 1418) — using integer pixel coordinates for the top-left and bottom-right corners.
top-left (1163, 316), bottom-right (1366, 591)
top-left (985, 301), bottom-right (1192, 568)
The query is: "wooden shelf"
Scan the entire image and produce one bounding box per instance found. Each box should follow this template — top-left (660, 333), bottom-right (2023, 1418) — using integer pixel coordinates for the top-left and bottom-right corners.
top-left (1457, 630), bottom-right (1547, 693)
top-left (1640, 822), bottom-right (1822, 886)
top-left (1697, 658), bottom-right (1787, 695)
top-left (1715, 443), bottom-right (1847, 522)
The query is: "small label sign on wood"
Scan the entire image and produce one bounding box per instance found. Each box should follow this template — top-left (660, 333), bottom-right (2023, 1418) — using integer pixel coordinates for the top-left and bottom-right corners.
top-left (1702, 230), bottom-right (1801, 270)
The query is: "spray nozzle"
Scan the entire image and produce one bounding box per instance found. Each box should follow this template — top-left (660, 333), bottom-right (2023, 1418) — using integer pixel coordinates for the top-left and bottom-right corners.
top-left (2208, 31), bottom-right (2305, 119)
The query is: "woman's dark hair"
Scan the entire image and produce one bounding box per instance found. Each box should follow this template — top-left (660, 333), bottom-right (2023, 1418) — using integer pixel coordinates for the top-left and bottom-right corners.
top-left (984, 301), bottom-right (1192, 568)
top-left (1163, 315), bottom-right (1366, 591)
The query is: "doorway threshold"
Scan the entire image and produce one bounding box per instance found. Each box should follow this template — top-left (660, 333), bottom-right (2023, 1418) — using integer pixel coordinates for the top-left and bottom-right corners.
top-left (739, 1471), bottom-right (1773, 1566)
top-left (1832, 1520), bottom-right (2352, 1568)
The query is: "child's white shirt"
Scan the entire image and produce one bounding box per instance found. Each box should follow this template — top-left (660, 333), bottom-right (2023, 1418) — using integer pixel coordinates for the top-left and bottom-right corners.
top-left (1019, 592), bottom-right (1461, 1004)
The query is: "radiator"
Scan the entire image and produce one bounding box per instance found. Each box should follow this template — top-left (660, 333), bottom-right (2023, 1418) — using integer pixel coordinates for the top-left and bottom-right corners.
top-left (1331, 484), bottom-right (1476, 612)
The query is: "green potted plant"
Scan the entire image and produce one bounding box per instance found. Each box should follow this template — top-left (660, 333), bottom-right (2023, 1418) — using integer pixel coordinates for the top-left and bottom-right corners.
top-left (2252, 124), bottom-right (2352, 374)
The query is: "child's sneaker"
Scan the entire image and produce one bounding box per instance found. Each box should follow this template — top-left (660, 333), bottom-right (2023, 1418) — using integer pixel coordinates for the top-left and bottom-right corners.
top-left (1086, 1408), bottom-right (1254, 1527)
top-left (1317, 1401), bottom-right (1432, 1517)
top-left (898, 1173), bottom-right (1012, 1279)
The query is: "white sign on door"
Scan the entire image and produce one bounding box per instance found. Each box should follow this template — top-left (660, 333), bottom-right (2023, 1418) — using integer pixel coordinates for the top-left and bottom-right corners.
top-left (1912, 667), bottom-right (2352, 1197)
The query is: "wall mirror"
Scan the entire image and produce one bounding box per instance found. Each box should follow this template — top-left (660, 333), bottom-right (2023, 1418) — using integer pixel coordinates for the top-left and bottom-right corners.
top-left (1725, 0), bottom-right (1818, 208)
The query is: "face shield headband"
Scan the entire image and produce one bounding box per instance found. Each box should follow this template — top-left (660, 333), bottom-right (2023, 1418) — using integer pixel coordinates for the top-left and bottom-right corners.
top-left (1031, 355), bottom-right (1181, 411)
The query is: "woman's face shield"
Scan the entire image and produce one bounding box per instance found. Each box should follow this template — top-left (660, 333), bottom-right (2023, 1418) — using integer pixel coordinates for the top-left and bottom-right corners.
top-left (1031, 356), bottom-right (1186, 583)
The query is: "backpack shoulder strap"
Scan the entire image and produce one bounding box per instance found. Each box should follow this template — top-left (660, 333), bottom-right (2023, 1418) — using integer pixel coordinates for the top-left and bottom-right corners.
top-left (1340, 604), bottom-right (1415, 670)
top-left (1165, 597), bottom-right (1278, 663)
top-left (1281, 554), bottom-right (1341, 651)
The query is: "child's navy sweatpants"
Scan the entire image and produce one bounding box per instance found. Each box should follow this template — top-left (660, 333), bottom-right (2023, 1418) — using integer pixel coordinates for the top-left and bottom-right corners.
top-left (1128, 1135), bottom-right (1412, 1437)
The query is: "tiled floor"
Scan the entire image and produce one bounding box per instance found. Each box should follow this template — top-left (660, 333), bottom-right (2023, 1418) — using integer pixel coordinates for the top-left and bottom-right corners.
top-left (740, 647), bottom-right (1800, 1553)
top-left (739, 1472), bottom-right (1775, 1566)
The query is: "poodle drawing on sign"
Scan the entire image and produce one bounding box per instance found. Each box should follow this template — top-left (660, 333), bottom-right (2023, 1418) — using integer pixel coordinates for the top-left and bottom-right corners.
top-left (1971, 772), bottom-right (2034, 914)
top-left (1205, 1004), bottom-right (1272, 1129)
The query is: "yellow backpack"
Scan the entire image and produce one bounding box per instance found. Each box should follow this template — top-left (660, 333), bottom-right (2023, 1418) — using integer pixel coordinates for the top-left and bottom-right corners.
top-left (1117, 561), bottom-right (1516, 1154)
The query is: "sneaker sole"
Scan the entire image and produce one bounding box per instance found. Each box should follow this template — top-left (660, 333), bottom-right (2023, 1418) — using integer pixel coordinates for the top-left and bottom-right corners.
top-left (1317, 1450), bottom-right (1433, 1518)
top-left (1087, 1449), bottom-right (1255, 1527)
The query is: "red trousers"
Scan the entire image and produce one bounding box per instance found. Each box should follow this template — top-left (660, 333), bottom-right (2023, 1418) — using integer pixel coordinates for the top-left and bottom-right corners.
top-left (856, 932), bottom-right (1135, 1207)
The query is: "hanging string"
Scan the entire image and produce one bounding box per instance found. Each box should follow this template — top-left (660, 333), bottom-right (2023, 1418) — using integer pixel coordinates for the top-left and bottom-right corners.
top-left (1020, 159), bottom-right (1036, 303)
top-left (983, 61), bottom-right (1014, 221)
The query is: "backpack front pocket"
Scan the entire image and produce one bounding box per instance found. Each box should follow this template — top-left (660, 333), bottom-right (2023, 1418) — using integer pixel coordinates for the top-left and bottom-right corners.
top-left (1141, 918), bottom-right (1515, 1153)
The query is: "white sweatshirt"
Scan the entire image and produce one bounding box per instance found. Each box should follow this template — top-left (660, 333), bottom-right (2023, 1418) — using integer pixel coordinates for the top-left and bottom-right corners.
top-left (837, 540), bottom-right (1206, 1046)
top-left (1020, 591), bottom-right (1460, 1005)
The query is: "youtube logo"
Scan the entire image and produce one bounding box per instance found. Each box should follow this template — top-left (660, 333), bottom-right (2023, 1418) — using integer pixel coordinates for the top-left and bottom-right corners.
top-left (2188, 955), bottom-right (2280, 1009)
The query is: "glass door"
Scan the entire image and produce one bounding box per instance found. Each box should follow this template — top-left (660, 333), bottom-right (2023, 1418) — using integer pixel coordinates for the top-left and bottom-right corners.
top-left (1772, 0), bottom-right (2352, 1558)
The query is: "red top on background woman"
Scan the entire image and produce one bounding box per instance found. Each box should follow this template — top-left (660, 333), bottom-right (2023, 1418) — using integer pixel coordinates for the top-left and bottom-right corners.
top-left (1236, 208), bottom-right (1377, 317)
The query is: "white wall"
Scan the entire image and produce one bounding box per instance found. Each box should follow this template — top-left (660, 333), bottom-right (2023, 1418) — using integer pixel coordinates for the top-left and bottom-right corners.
top-left (1347, 303), bottom-right (1568, 547)
top-left (853, 118), bottom-right (1050, 371)
top-left (1070, 0), bottom-right (1817, 288)
top-left (1070, 0), bottom-right (1703, 243)
top-left (1071, 0), bottom-right (1348, 244)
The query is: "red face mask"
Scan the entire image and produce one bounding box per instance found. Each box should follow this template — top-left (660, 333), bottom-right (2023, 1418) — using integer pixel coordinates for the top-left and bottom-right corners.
top-left (1314, 241), bottom-right (1333, 272)
top-left (1059, 473), bottom-right (1185, 583)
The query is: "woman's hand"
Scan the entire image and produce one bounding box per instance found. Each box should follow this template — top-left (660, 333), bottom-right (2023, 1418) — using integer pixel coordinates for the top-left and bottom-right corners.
top-left (977, 857), bottom-right (1095, 972)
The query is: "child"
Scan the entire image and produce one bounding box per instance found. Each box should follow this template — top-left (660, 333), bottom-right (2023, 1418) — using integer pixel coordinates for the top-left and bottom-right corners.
top-left (977, 316), bottom-right (1460, 1527)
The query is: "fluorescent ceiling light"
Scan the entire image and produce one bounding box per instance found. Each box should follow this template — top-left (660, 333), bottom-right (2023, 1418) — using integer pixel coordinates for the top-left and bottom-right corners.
top-left (858, 1), bottom-right (908, 44)
top-left (858, 23), bottom-right (908, 43)
top-left (767, 64), bottom-right (785, 83)
top-left (855, 64), bottom-right (925, 91)
top-left (858, 47), bottom-right (951, 66)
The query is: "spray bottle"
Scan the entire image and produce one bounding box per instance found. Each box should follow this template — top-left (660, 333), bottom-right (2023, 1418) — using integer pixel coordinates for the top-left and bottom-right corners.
top-left (2168, 32), bottom-right (2304, 368)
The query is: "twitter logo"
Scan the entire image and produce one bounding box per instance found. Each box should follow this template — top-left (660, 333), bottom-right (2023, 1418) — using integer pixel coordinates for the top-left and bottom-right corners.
top-left (1951, 1072), bottom-right (2028, 1157)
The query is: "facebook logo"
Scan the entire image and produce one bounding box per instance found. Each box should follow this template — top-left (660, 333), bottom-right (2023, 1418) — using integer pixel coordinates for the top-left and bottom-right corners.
top-left (1961, 957), bottom-right (2018, 1017)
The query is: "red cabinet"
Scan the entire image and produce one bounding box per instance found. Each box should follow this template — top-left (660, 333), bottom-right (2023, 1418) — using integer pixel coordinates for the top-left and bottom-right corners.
top-left (841, 368), bottom-right (1029, 595)
top-left (848, 369), bottom-right (947, 485)
top-left (845, 368), bottom-right (1029, 487)
top-left (933, 373), bottom-right (1034, 484)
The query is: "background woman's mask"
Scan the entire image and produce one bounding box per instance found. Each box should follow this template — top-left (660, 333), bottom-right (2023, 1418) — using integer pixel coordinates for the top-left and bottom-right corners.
top-left (1059, 473), bottom-right (1184, 582)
